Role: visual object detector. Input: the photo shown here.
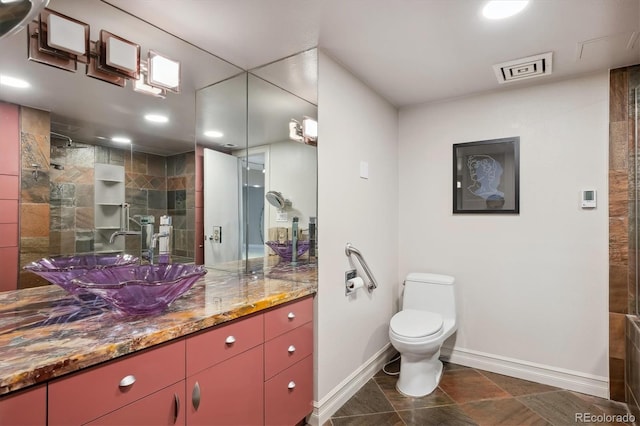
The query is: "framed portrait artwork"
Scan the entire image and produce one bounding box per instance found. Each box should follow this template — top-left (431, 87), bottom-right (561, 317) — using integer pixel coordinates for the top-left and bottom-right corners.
top-left (453, 137), bottom-right (520, 214)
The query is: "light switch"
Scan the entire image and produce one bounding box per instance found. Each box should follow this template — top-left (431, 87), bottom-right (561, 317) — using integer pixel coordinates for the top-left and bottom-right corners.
top-left (360, 161), bottom-right (369, 179)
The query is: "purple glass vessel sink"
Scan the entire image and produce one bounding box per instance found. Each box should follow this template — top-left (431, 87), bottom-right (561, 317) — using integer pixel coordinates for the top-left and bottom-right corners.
top-left (265, 240), bottom-right (310, 261)
top-left (69, 264), bottom-right (207, 315)
top-left (23, 254), bottom-right (139, 296)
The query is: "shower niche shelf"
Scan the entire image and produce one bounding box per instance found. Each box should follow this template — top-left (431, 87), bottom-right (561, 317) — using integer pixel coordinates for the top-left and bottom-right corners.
top-left (94, 164), bottom-right (125, 253)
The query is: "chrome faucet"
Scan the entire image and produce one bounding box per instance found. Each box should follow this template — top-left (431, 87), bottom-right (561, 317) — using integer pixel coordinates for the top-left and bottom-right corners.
top-left (109, 230), bottom-right (142, 244)
top-left (144, 232), bottom-right (170, 264)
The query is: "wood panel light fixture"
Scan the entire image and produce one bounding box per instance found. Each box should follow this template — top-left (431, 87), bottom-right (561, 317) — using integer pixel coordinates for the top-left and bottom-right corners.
top-left (27, 8), bottom-right (181, 95)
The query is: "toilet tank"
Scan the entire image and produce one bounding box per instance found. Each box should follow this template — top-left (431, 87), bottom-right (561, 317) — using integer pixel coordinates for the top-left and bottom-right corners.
top-left (402, 272), bottom-right (456, 320)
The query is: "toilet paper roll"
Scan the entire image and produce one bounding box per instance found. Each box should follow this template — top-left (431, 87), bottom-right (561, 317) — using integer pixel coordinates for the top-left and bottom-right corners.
top-left (347, 277), bottom-right (365, 292)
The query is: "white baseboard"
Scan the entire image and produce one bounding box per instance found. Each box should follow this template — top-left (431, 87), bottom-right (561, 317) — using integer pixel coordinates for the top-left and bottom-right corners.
top-left (442, 345), bottom-right (609, 399)
top-left (306, 344), bottom-right (397, 426)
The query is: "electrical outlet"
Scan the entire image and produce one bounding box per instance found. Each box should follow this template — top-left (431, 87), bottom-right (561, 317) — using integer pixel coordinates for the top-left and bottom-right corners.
top-left (213, 226), bottom-right (222, 243)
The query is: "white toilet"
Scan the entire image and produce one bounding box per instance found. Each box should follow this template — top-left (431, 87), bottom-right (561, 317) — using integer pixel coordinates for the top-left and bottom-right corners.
top-left (389, 272), bottom-right (457, 397)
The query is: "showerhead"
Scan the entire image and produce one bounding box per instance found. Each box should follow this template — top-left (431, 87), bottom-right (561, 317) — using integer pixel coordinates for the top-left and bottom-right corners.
top-left (50, 162), bottom-right (64, 170)
top-left (50, 132), bottom-right (87, 149)
top-left (265, 191), bottom-right (291, 209)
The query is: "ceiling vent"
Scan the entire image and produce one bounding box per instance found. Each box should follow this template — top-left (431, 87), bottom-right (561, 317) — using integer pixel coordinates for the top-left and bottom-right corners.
top-left (493, 52), bottom-right (553, 84)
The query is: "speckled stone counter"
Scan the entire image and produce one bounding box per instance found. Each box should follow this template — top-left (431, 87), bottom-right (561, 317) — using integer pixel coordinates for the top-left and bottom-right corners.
top-left (0, 261), bottom-right (317, 395)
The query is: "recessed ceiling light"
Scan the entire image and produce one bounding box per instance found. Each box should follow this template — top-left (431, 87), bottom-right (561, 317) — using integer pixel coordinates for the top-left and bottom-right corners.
top-left (223, 143), bottom-right (237, 148)
top-left (144, 114), bottom-right (169, 123)
top-left (204, 130), bottom-right (224, 138)
top-left (482, 0), bottom-right (529, 19)
top-left (0, 75), bottom-right (30, 88)
top-left (112, 136), bottom-right (131, 144)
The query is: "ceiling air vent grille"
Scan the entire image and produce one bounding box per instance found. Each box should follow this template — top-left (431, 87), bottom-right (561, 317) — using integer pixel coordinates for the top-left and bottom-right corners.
top-left (493, 52), bottom-right (553, 84)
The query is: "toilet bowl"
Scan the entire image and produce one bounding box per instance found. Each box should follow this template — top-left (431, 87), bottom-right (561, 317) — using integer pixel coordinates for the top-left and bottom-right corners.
top-left (389, 273), bottom-right (456, 397)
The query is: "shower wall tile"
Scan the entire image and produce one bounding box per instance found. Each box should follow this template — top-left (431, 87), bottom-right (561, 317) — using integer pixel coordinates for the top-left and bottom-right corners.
top-left (147, 154), bottom-right (166, 177)
top-left (21, 170), bottom-right (50, 203)
top-left (49, 230), bottom-right (75, 255)
top-left (21, 106), bottom-right (49, 137)
top-left (610, 357), bottom-right (626, 402)
top-left (75, 184), bottom-right (94, 207)
top-left (148, 190), bottom-right (167, 209)
top-left (76, 207), bottom-right (94, 230)
top-left (21, 204), bottom-right (49, 238)
top-left (610, 217), bottom-right (629, 264)
top-left (20, 133), bottom-right (49, 172)
top-left (610, 68), bottom-right (628, 122)
top-left (610, 264), bottom-right (629, 313)
top-left (611, 313), bottom-right (627, 359)
top-left (126, 151), bottom-right (147, 174)
top-left (610, 121), bottom-right (629, 171)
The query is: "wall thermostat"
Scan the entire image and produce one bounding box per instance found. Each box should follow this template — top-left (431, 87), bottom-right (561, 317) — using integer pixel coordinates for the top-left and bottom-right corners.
top-left (581, 189), bottom-right (597, 208)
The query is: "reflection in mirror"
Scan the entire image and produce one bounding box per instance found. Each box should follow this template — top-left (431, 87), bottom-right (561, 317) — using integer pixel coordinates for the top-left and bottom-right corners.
top-left (0, 0), bottom-right (242, 290)
top-left (197, 49), bottom-right (318, 275)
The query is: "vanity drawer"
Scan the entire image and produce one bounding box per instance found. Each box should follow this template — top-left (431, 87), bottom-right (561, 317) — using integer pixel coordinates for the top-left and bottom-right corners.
top-left (186, 313), bottom-right (263, 376)
top-left (48, 339), bottom-right (185, 426)
top-left (264, 297), bottom-right (313, 340)
top-left (264, 355), bottom-right (313, 426)
top-left (264, 321), bottom-right (313, 380)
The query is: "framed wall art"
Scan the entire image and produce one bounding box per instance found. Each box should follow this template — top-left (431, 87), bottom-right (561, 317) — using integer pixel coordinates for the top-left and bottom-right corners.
top-left (453, 137), bottom-right (520, 214)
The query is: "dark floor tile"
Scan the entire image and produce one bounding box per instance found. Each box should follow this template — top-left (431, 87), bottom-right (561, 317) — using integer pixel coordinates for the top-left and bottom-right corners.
top-left (438, 368), bottom-right (510, 404)
top-left (331, 412), bottom-right (404, 426)
top-left (333, 379), bottom-right (395, 417)
top-left (375, 374), bottom-right (454, 411)
top-left (518, 390), bottom-right (622, 425)
top-left (322, 420), bottom-right (333, 426)
top-left (460, 398), bottom-right (550, 426)
top-left (572, 392), bottom-right (635, 425)
top-left (477, 370), bottom-right (558, 396)
top-left (398, 405), bottom-right (477, 426)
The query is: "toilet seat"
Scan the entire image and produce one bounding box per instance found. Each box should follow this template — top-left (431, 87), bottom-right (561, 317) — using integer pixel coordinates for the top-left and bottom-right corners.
top-left (390, 309), bottom-right (443, 338)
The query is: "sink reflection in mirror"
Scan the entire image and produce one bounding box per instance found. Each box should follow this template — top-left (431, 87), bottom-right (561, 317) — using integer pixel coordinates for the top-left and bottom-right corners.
top-left (196, 49), bottom-right (318, 275)
top-left (0, 0), bottom-right (243, 290)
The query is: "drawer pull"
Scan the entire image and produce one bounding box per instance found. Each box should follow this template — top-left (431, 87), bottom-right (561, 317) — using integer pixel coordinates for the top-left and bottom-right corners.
top-left (288, 345), bottom-right (296, 354)
top-left (118, 375), bottom-right (136, 389)
top-left (225, 335), bottom-right (236, 345)
top-left (192, 381), bottom-right (201, 411)
top-left (173, 393), bottom-right (180, 424)
top-left (288, 381), bottom-right (296, 390)
top-left (287, 312), bottom-right (296, 320)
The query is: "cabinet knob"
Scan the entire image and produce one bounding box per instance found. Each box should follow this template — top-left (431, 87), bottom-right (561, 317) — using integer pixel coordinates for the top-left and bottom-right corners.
top-left (225, 335), bottom-right (236, 345)
top-left (192, 381), bottom-right (201, 411)
top-left (288, 345), bottom-right (296, 354)
top-left (118, 375), bottom-right (136, 389)
top-left (287, 312), bottom-right (296, 320)
top-left (287, 381), bottom-right (296, 390)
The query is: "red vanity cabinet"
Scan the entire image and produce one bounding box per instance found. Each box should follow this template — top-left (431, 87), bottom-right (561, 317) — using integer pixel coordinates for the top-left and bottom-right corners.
top-left (48, 339), bottom-right (185, 425)
top-left (0, 384), bottom-right (46, 426)
top-left (185, 314), bottom-right (264, 425)
top-left (263, 297), bottom-right (314, 426)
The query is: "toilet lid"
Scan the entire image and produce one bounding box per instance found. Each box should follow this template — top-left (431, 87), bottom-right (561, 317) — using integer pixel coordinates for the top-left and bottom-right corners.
top-left (390, 309), bottom-right (443, 338)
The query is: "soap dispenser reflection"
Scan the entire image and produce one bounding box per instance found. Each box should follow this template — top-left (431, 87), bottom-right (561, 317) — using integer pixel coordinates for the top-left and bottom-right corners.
top-left (291, 216), bottom-right (299, 265)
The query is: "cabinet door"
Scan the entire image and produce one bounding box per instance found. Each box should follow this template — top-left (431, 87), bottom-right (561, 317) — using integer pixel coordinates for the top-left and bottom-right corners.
top-left (48, 340), bottom-right (185, 425)
top-left (87, 381), bottom-right (185, 426)
top-left (187, 345), bottom-right (263, 426)
top-left (0, 385), bottom-right (46, 426)
top-left (265, 356), bottom-right (313, 426)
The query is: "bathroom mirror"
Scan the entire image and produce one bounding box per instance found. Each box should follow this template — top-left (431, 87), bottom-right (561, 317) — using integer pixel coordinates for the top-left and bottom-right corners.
top-left (0, 0), bottom-right (242, 289)
top-left (198, 49), bottom-right (318, 274)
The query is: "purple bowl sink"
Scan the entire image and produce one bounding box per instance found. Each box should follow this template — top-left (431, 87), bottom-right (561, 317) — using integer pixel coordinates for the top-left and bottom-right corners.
top-left (23, 254), bottom-right (139, 295)
top-left (69, 264), bottom-right (207, 315)
top-left (265, 240), bottom-right (310, 261)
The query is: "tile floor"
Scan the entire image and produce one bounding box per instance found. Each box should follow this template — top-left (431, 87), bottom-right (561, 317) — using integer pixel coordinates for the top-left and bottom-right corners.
top-left (325, 359), bottom-right (634, 426)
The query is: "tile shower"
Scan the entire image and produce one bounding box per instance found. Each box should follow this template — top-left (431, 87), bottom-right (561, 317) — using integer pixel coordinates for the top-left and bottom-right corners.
top-left (16, 105), bottom-right (195, 289)
top-left (609, 64), bottom-right (640, 416)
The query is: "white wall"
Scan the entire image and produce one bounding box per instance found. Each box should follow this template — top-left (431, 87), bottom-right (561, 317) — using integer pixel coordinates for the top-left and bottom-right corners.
top-left (398, 73), bottom-right (610, 393)
top-left (315, 51), bottom-right (399, 416)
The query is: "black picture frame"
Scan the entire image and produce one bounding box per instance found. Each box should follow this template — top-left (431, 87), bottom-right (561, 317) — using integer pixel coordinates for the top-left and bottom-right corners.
top-left (453, 137), bottom-right (520, 214)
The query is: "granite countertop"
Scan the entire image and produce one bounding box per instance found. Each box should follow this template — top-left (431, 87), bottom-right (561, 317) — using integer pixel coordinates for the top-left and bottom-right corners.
top-left (0, 261), bottom-right (317, 396)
